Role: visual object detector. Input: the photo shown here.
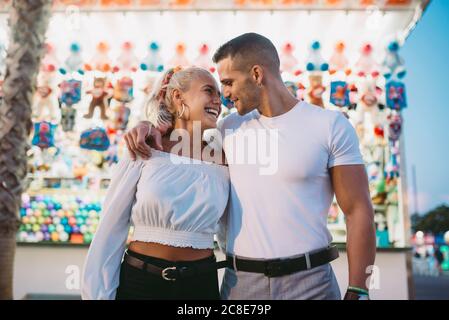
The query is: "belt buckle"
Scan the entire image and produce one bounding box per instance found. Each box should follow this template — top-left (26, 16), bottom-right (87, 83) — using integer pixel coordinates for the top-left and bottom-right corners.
top-left (161, 267), bottom-right (177, 281)
top-left (264, 259), bottom-right (284, 278)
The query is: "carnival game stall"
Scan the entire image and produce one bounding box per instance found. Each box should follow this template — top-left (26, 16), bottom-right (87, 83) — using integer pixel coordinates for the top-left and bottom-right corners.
top-left (0, 0), bottom-right (430, 299)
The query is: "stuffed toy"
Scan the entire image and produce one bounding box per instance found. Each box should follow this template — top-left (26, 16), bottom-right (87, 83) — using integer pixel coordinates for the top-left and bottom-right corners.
top-left (59, 42), bottom-right (84, 76)
top-left (168, 42), bottom-right (190, 68)
top-left (382, 40), bottom-right (406, 80)
top-left (40, 43), bottom-right (59, 74)
top-left (354, 78), bottom-right (384, 126)
top-left (113, 76), bottom-right (133, 103)
top-left (59, 79), bottom-right (81, 132)
top-left (84, 77), bottom-right (112, 120)
top-left (84, 41), bottom-right (112, 73)
top-left (32, 121), bottom-right (57, 149)
top-left (330, 81), bottom-right (349, 108)
top-left (306, 41), bottom-right (329, 72)
top-left (33, 72), bottom-right (60, 122)
top-left (140, 42), bottom-right (164, 72)
top-left (79, 127), bottom-right (110, 151)
top-left (112, 76), bottom-right (133, 130)
top-left (329, 41), bottom-right (351, 76)
top-left (329, 42), bottom-right (352, 108)
top-left (280, 42), bottom-right (301, 76)
top-left (193, 43), bottom-right (215, 73)
top-left (307, 74), bottom-right (326, 107)
top-left (355, 43), bottom-right (380, 78)
top-left (113, 41), bottom-right (139, 74)
top-left (385, 80), bottom-right (407, 110)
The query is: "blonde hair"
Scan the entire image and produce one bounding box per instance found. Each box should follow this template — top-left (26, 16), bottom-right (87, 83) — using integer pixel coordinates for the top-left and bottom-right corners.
top-left (144, 66), bottom-right (214, 130)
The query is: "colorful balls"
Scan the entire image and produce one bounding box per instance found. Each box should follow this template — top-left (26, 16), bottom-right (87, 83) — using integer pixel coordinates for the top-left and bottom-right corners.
top-left (72, 226), bottom-right (80, 233)
top-left (59, 231), bottom-right (69, 242)
top-left (44, 232), bottom-right (51, 241)
top-left (48, 224), bottom-right (56, 233)
top-left (26, 208), bottom-right (33, 216)
top-left (41, 224), bottom-right (48, 233)
top-left (29, 216), bottom-right (37, 224)
top-left (53, 217), bottom-right (61, 225)
top-left (61, 217), bottom-right (68, 225)
top-left (83, 233), bottom-right (93, 243)
top-left (35, 231), bottom-right (44, 242)
top-left (32, 224), bottom-right (40, 233)
top-left (64, 225), bottom-right (72, 234)
top-left (22, 217), bottom-right (30, 224)
top-left (18, 231), bottom-right (28, 242)
top-left (56, 224), bottom-right (64, 233)
top-left (51, 232), bottom-right (59, 242)
top-left (80, 225), bottom-right (88, 234)
top-left (69, 217), bottom-right (77, 226)
top-left (25, 224), bottom-right (32, 232)
top-left (37, 217), bottom-right (45, 225)
top-left (88, 225), bottom-right (96, 234)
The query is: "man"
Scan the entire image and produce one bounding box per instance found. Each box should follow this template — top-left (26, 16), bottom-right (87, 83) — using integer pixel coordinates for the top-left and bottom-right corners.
top-left (124, 33), bottom-right (376, 300)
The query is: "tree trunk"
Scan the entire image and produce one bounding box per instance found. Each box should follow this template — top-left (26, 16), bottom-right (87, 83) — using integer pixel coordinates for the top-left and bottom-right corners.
top-left (0, 0), bottom-right (52, 300)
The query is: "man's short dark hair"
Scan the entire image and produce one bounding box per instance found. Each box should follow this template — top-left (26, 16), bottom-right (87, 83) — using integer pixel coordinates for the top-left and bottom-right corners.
top-left (212, 33), bottom-right (280, 74)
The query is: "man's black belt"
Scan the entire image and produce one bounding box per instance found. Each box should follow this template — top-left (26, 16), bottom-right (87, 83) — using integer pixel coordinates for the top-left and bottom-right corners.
top-left (225, 245), bottom-right (339, 278)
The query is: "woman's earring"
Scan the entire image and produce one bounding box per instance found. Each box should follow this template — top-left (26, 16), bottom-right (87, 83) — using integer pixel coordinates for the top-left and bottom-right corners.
top-left (177, 103), bottom-right (186, 119)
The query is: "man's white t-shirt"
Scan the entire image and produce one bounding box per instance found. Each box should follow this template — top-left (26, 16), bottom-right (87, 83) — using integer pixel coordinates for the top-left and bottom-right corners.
top-left (215, 100), bottom-right (364, 259)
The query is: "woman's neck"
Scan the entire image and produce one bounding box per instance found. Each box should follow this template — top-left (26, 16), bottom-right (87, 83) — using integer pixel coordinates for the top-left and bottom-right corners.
top-left (162, 120), bottom-right (207, 160)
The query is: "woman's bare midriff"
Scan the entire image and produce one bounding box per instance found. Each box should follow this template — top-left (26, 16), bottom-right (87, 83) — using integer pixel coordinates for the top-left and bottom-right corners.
top-left (128, 241), bottom-right (213, 262)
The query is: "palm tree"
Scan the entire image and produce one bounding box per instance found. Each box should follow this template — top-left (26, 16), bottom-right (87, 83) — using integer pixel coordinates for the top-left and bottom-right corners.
top-left (0, 0), bottom-right (52, 300)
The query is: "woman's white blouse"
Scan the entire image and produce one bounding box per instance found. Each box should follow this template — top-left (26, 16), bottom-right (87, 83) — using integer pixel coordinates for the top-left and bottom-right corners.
top-left (81, 150), bottom-right (229, 300)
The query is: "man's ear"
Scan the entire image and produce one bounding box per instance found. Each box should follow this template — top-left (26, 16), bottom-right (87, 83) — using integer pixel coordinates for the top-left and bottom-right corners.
top-left (251, 65), bottom-right (264, 87)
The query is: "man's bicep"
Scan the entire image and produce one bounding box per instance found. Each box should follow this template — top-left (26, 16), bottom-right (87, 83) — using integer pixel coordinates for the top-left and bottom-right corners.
top-left (329, 164), bottom-right (372, 215)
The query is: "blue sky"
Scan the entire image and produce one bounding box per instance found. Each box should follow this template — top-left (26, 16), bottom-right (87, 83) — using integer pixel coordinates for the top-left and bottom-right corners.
top-left (401, 0), bottom-right (449, 214)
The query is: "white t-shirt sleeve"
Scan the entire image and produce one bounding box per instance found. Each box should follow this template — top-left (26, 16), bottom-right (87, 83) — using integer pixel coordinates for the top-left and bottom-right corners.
top-left (327, 112), bottom-right (364, 168)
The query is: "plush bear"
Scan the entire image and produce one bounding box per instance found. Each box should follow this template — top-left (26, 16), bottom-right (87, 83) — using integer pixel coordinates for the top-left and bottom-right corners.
top-left (355, 43), bottom-right (380, 78)
top-left (168, 42), bottom-right (190, 68)
top-left (382, 40), bottom-right (406, 80)
top-left (59, 79), bottom-right (82, 131)
top-left (306, 41), bottom-right (329, 72)
top-left (113, 41), bottom-right (139, 74)
top-left (307, 74), bottom-right (326, 107)
top-left (84, 77), bottom-right (112, 120)
top-left (193, 43), bottom-right (215, 73)
top-left (140, 42), bottom-right (164, 72)
top-left (280, 42), bottom-right (301, 76)
top-left (329, 41), bottom-right (351, 76)
top-left (59, 42), bottom-right (84, 76)
top-left (84, 42), bottom-right (112, 73)
top-left (33, 72), bottom-right (60, 122)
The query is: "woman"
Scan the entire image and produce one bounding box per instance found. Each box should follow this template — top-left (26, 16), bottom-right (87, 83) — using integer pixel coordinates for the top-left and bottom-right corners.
top-left (81, 66), bottom-right (229, 300)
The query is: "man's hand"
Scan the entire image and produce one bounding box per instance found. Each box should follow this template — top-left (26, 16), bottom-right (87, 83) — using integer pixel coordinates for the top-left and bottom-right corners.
top-left (344, 290), bottom-right (370, 300)
top-left (123, 121), bottom-right (163, 160)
